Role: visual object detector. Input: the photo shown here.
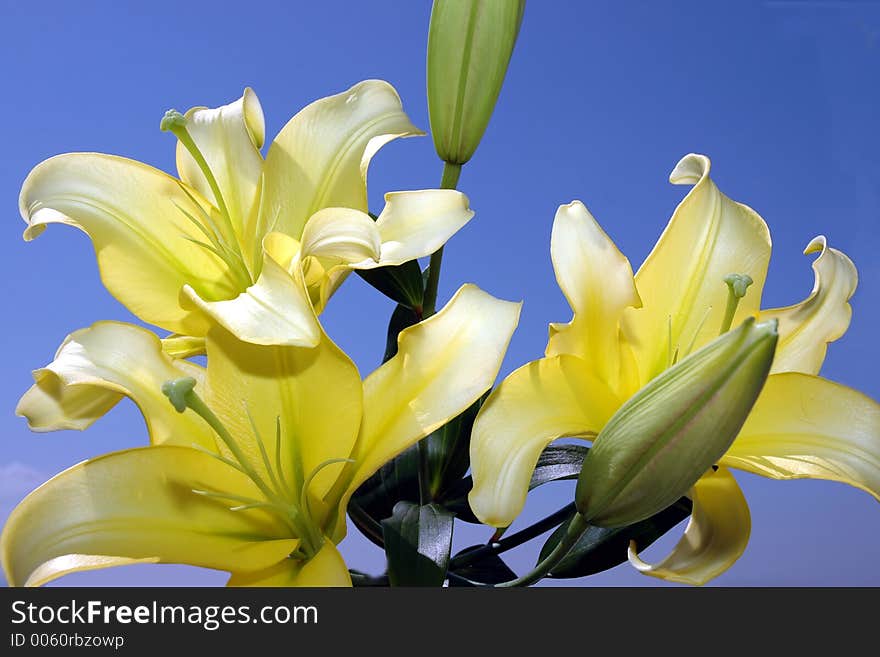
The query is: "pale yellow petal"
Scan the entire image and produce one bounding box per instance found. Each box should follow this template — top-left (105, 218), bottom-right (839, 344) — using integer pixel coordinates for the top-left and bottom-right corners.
top-left (1, 446), bottom-right (297, 587)
top-left (545, 201), bottom-right (641, 395)
top-left (182, 251), bottom-right (321, 348)
top-left (721, 373), bottom-right (880, 500)
top-left (346, 285), bottom-right (521, 500)
top-left (760, 237), bottom-right (858, 375)
top-left (176, 88), bottom-right (265, 241)
top-left (204, 322), bottom-right (363, 502)
top-left (15, 321), bottom-right (214, 449)
top-left (226, 541), bottom-right (351, 587)
top-left (629, 467), bottom-right (750, 585)
top-left (369, 189), bottom-right (474, 267)
top-left (260, 80), bottom-right (423, 241)
top-left (24, 555), bottom-right (161, 587)
top-left (469, 355), bottom-right (621, 528)
top-left (623, 154), bottom-right (772, 384)
top-left (161, 334), bottom-right (206, 359)
top-left (299, 207), bottom-right (382, 264)
top-left (321, 286), bottom-right (521, 541)
top-left (19, 153), bottom-right (240, 335)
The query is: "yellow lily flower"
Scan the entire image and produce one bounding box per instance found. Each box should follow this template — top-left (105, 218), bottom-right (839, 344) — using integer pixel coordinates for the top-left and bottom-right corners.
top-left (469, 153), bottom-right (879, 585)
top-left (3, 284), bottom-right (520, 587)
top-left (19, 81), bottom-right (475, 348)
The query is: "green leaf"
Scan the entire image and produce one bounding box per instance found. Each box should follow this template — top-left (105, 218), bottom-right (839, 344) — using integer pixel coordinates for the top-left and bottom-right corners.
top-left (448, 546), bottom-right (517, 587)
top-left (351, 444), bottom-right (421, 533)
top-left (423, 394), bottom-right (486, 499)
top-left (527, 444), bottom-right (589, 489)
top-left (382, 502), bottom-right (454, 587)
top-left (538, 497), bottom-right (693, 579)
top-left (383, 304), bottom-right (420, 362)
top-left (357, 259), bottom-right (425, 310)
top-left (441, 444), bottom-right (590, 523)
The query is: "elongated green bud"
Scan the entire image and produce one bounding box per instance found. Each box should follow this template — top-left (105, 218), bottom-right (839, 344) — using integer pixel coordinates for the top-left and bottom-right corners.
top-left (576, 317), bottom-right (778, 527)
top-left (427, 0), bottom-right (525, 166)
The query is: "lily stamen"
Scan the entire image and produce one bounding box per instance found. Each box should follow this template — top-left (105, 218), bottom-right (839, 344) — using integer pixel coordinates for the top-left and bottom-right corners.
top-left (720, 273), bottom-right (754, 335)
top-left (162, 378), bottom-right (278, 508)
top-left (244, 404), bottom-right (288, 502)
top-left (164, 379), bottom-right (330, 555)
top-left (680, 306), bottom-right (713, 362)
top-left (173, 184), bottom-right (253, 288)
top-left (160, 110), bottom-right (233, 232)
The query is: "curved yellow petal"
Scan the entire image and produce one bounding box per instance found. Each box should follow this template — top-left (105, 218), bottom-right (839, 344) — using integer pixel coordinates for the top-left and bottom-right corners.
top-left (260, 80), bottom-right (423, 241)
top-left (545, 201), bottom-right (641, 395)
top-left (176, 88), bottom-right (265, 242)
top-left (296, 190), bottom-right (475, 311)
top-left (300, 207), bottom-right (382, 264)
top-left (469, 355), bottom-right (621, 528)
top-left (15, 321), bottom-right (214, 449)
top-left (624, 154), bottom-right (772, 384)
top-left (1, 446), bottom-right (297, 587)
top-left (19, 153), bottom-right (239, 335)
top-left (349, 285), bottom-right (521, 498)
top-left (760, 237), bottom-right (858, 375)
top-left (227, 541), bottom-right (351, 587)
top-left (628, 467), bottom-right (750, 585)
top-left (182, 250), bottom-right (321, 348)
top-left (721, 373), bottom-right (880, 500)
top-left (204, 322), bottom-right (363, 502)
top-left (161, 334), bottom-right (206, 359)
top-left (23, 555), bottom-right (161, 587)
top-left (369, 189), bottom-right (474, 267)
top-left (324, 285), bottom-right (519, 540)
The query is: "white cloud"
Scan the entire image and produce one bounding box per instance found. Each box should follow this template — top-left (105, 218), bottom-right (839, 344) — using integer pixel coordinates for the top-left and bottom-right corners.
top-left (0, 462), bottom-right (47, 501)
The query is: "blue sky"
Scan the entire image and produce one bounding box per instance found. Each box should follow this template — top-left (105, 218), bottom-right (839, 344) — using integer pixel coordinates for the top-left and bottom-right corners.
top-left (0, 0), bottom-right (877, 586)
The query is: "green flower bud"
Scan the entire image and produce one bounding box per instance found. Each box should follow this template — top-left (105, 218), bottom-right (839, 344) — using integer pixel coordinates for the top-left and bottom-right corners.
top-left (575, 317), bottom-right (778, 528)
top-left (427, 0), bottom-right (525, 166)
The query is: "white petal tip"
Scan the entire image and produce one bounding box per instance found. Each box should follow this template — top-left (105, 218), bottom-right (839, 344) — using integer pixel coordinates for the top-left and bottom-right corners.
top-left (804, 235), bottom-right (828, 256)
top-left (669, 154), bottom-right (711, 186)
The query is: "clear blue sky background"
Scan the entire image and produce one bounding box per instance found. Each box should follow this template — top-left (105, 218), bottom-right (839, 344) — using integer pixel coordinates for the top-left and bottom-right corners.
top-left (0, 0), bottom-right (877, 586)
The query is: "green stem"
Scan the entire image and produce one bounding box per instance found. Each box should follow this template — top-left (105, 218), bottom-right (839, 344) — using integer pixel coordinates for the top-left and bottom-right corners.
top-left (495, 513), bottom-right (589, 587)
top-left (348, 501), bottom-right (385, 548)
top-left (422, 162), bottom-right (462, 318)
top-left (415, 161), bottom-right (463, 504)
top-left (449, 503), bottom-right (576, 570)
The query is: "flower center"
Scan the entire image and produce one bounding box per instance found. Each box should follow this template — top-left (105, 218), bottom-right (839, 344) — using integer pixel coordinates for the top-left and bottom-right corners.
top-left (161, 377), bottom-right (350, 560)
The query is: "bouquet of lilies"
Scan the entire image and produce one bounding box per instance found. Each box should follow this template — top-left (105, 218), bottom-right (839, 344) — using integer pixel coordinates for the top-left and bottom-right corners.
top-left (3, 1), bottom-right (877, 588)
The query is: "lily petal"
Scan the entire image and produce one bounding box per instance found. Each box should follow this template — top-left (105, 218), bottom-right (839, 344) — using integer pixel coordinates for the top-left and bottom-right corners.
top-left (624, 154), bottom-right (772, 384)
top-left (324, 285), bottom-right (520, 540)
top-left (545, 201), bottom-right (641, 395)
top-left (15, 322), bottom-right (214, 449)
top-left (300, 207), bottom-right (382, 264)
top-left (349, 285), bottom-right (521, 497)
top-left (19, 154), bottom-right (240, 335)
top-left (260, 80), bottom-right (422, 242)
top-left (721, 373), bottom-right (880, 501)
top-left (628, 467), bottom-right (750, 585)
top-left (161, 334), bottom-right (206, 359)
top-left (296, 191), bottom-right (474, 311)
top-left (204, 322), bottom-right (363, 501)
top-left (182, 250), bottom-right (321, 348)
top-left (469, 355), bottom-right (621, 528)
top-left (226, 541), bottom-right (351, 587)
top-left (760, 237), bottom-right (858, 375)
top-left (368, 189), bottom-right (474, 267)
top-left (1, 446), bottom-right (297, 587)
top-left (176, 88), bottom-right (265, 241)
